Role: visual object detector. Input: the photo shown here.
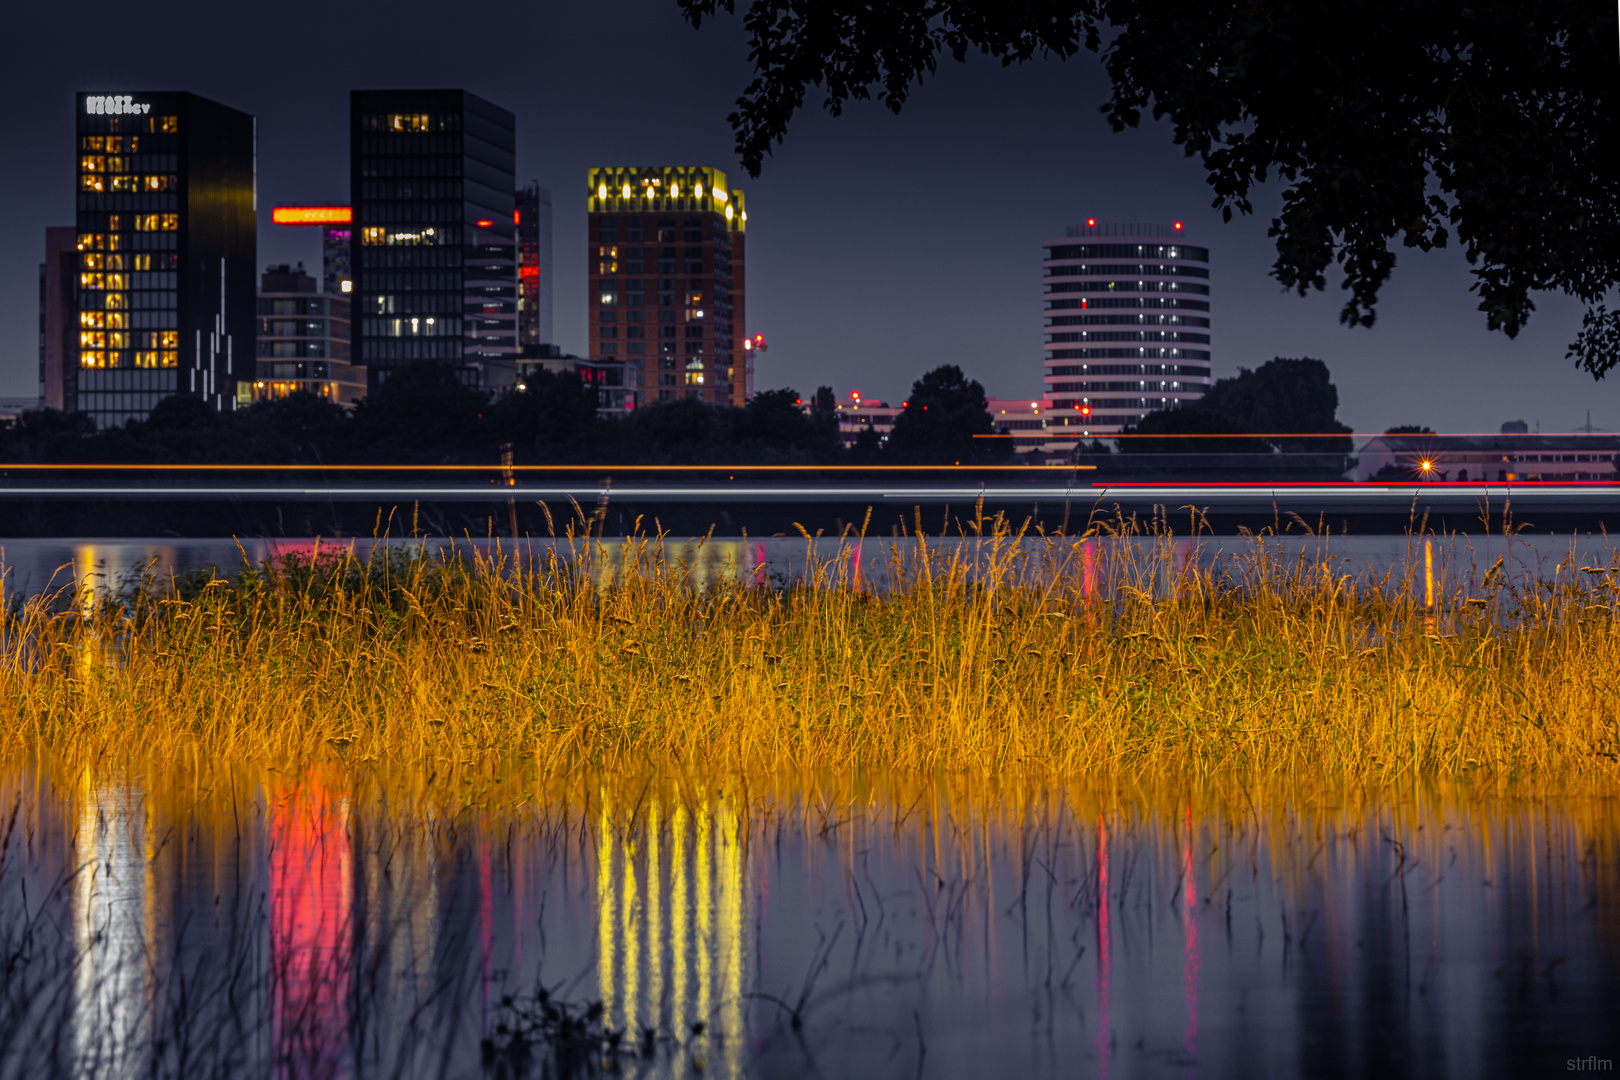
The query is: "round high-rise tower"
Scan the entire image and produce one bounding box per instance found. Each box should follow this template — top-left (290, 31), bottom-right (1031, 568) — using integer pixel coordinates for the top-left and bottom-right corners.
top-left (1040, 221), bottom-right (1211, 448)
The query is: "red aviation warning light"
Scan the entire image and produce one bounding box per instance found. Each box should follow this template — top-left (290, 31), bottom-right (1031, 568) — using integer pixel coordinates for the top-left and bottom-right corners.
top-left (1174, 221), bottom-right (1183, 230)
top-left (513, 209), bottom-right (521, 225)
top-left (1086, 218), bottom-right (1097, 227)
top-left (475, 219), bottom-right (494, 227)
top-left (1081, 405), bottom-right (1092, 417)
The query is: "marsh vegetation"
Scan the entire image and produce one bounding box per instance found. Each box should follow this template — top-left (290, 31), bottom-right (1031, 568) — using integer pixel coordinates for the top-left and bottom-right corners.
top-left (2, 519), bottom-right (1618, 1076)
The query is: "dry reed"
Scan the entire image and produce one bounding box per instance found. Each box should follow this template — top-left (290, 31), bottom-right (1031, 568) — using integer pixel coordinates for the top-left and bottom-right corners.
top-left (3, 518), bottom-right (1619, 795)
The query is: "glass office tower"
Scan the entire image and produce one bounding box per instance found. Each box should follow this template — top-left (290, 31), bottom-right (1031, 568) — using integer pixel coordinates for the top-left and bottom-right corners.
top-left (517, 183), bottom-right (553, 348)
top-left (71, 91), bottom-right (256, 428)
top-left (350, 90), bottom-right (517, 388)
top-left (585, 166), bottom-right (748, 410)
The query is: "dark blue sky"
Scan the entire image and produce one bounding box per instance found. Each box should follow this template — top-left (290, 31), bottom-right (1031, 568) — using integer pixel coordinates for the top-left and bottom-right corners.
top-left (1, 0), bottom-right (1609, 432)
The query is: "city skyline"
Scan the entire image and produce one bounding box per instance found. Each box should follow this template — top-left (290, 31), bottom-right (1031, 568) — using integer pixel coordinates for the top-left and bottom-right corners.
top-left (0, 0), bottom-right (1611, 435)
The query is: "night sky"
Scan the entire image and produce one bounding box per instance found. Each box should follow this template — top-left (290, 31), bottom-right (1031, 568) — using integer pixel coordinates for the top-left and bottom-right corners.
top-left (1, 0), bottom-right (1610, 433)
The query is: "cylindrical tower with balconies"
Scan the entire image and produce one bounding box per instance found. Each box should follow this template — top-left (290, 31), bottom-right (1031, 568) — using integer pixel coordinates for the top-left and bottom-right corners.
top-left (1040, 221), bottom-right (1211, 450)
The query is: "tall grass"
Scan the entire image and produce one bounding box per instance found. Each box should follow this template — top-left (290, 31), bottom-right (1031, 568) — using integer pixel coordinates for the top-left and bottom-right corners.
top-left (2, 517), bottom-right (1618, 793)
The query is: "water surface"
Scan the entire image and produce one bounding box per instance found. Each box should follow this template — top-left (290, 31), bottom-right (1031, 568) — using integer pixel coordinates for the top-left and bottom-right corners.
top-left (2, 772), bottom-right (1615, 1078)
top-left (2, 532), bottom-right (1614, 603)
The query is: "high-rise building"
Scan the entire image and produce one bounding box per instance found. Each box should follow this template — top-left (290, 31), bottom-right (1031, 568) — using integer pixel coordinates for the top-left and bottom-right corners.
top-left (1040, 221), bottom-right (1211, 447)
top-left (39, 227), bottom-right (76, 411)
top-left (517, 183), bottom-right (553, 348)
top-left (241, 263), bottom-right (364, 407)
top-left (350, 90), bottom-right (518, 390)
top-left (70, 91), bottom-right (256, 429)
top-left (585, 166), bottom-right (748, 410)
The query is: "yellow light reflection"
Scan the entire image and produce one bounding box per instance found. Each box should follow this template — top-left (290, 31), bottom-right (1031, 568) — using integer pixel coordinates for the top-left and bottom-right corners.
top-left (597, 792), bottom-right (617, 1031)
top-left (593, 795), bottom-right (747, 1073)
top-left (73, 772), bottom-right (151, 1073)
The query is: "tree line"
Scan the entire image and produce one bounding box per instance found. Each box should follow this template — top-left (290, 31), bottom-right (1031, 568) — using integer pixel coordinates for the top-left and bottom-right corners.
top-left (0, 363), bottom-right (1014, 467)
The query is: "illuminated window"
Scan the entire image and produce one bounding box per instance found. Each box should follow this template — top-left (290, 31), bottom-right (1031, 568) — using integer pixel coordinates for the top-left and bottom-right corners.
top-left (80, 351), bottom-right (106, 369)
top-left (105, 254), bottom-right (126, 270)
top-left (134, 214), bottom-right (159, 231)
top-left (110, 175), bottom-right (138, 192)
top-left (80, 331), bottom-right (105, 348)
top-left (81, 253), bottom-right (104, 270)
top-left (387, 113), bottom-right (430, 132)
top-left (77, 233), bottom-right (101, 251)
top-left (106, 233), bottom-right (122, 251)
top-left (132, 254), bottom-right (151, 270)
top-left (104, 293), bottom-right (127, 310)
top-left (80, 155), bottom-right (104, 172)
top-left (107, 332), bottom-right (129, 349)
top-left (143, 175), bottom-right (176, 191)
top-left (161, 214), bottom-right (178, 231)
top-left (80, 175), bottom-right (104, 193)
top-left (82, 136), bottom-right (104, 151)
top-left (80, 273), bottom-right (103, 290)
top-left (79, 312), bottom-right (104, 329)
top-left (105, 157), bottom-right (128, 173)
top-left (362, 227), bottom-right (386, 245)
top-left (105, 273), bottom-right (127, 290)
top-left (159, 116), bottom-right (178, 133)
top-left (105, 312), bottom-right (127, 329)
top-left (108, 215), bottom-right (122, 232)
top-left (160, 330), bottom-right (177, 348)
top-left (135, 351), bottom-right (161, 368)
top-left (160, 350), bottom-right (178, 368)
top-left (685, 372), bottom-right (705, 385)
top-left (105, 137), bottom-right (123, 153)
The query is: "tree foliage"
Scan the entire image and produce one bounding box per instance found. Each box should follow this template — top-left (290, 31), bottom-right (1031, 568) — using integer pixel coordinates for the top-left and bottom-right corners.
top-left (1120, 356), bottom-right (1352, 453)
top-left (0, 366), bottom-right (846, 466)
top-left (678, 0), bottom-right (1619, 373)
top-left (884, 364), bottom-right (1007, 464)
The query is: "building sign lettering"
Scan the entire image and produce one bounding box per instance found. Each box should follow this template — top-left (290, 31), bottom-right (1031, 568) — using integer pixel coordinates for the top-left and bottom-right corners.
top-left (85, 96), bottom-right (151, 116)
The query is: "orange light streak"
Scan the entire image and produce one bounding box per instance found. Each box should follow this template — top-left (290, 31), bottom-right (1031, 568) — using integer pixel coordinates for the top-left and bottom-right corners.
top-left (271, 206), bottom-right (353, 225)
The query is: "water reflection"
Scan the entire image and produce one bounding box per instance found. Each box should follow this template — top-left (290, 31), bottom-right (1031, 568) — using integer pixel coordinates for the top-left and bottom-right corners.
top-left (271, 771), bottom-right (351, 1078)
top-left (4, 532), bottom-right (1618, 605)
top-left (73, 776), bottom-right (150, 1079)
top-left (1, 774), bottom-right (1616, 1078)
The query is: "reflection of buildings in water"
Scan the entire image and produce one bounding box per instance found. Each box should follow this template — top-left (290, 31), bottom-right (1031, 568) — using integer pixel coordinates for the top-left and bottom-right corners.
top-left (598, 795), bottom-right (746, 1074)
top-left (269, 772), bottom-right (352, 1078)
top-left (587, 539), bottom-right (774, 593)
top-left (1094, 814), bottom-right (1111, 1080)
top-left (73, 776), bottom-right (152, 1078)
top-left (1181, 806), bottom-right (1200, 1063)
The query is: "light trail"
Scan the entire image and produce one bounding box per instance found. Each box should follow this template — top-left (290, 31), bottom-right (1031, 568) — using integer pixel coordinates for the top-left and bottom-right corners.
top-left (0, 462), bottom-right (1097, 472)
top-left (0, 483), bottom-right (1614, 504)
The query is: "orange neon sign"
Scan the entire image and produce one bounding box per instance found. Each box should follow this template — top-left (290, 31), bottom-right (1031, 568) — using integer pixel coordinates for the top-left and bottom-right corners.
top-left (271, 206), bottom-right (353, 226)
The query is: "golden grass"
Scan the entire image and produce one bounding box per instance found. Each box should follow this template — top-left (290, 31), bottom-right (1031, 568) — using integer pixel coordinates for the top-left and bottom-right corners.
top-left (3, 523), bottom-right (1619, 794)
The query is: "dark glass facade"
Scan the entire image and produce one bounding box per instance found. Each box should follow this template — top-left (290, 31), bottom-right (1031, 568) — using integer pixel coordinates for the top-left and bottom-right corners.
top-left (517, 183), bottom-right (553, 348)
top-left (585, 167), bottom-right (748, 410)
top-left (350, 90), bottom-right (517, 387)
top-left (72, 91), bottom-right (255, 429)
